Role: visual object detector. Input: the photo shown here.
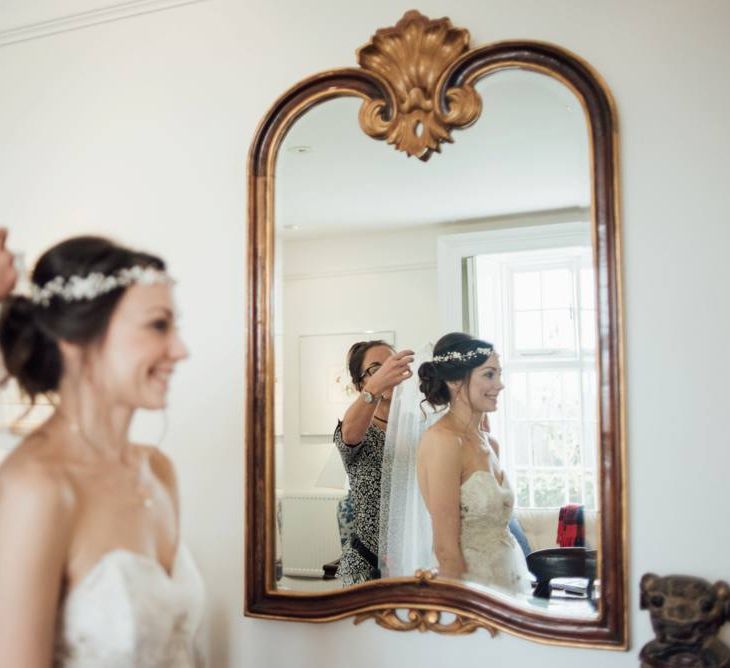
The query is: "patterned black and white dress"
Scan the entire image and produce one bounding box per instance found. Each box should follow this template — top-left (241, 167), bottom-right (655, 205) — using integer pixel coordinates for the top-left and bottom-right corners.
top-left (333, 421), bottom-right (385, 585)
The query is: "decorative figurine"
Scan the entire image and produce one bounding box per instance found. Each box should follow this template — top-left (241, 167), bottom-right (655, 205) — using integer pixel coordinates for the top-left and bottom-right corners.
top-left (640, 573), bottom-right (730, 667)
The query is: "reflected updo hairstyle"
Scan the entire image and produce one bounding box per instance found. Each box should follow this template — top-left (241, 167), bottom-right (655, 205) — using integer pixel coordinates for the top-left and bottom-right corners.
top-left (0, 236), bottom-right (165, 403)
top-left (418, 332), bottom-right (495, 409)
top-left (346, 339), bottom-right (395, 390)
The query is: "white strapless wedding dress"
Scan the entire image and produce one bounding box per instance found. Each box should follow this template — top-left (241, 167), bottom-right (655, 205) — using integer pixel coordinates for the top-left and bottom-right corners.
top-left (54, 545), bottom-right (205, 667)
top-left (460, 470), bottom-right (533, 595)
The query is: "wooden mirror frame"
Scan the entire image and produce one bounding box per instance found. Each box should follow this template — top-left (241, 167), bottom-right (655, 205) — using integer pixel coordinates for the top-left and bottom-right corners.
top-left (245, 11), bottom-right (627, 649)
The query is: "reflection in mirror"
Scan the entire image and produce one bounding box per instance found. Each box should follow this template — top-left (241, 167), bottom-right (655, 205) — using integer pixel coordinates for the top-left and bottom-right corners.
top-left (272, 69), bottom-right (599, 617)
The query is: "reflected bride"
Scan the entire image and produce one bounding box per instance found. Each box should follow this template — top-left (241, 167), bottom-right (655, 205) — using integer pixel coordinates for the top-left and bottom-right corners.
top-left (416, 333), bottom-right (532, 594)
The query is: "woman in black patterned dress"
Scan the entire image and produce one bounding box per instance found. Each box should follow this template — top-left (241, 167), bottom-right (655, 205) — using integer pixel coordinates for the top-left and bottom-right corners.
top-left (334, 340), bottom-right (414, 585)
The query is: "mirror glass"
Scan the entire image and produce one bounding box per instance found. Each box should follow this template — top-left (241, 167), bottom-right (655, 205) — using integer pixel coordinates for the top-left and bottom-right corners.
top-left (272, 69), bottom-right (599, 618)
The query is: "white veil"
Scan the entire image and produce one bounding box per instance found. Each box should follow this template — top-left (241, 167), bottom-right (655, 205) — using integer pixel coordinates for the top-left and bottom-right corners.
top-left (378, 345), bottom-right (443, 578)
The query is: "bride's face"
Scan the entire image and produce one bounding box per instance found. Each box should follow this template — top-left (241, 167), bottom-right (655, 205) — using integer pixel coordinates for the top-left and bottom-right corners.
top-left (86, 284), bottom-right (189, 410)
top-left (465, 354), bottom-right (504, 413)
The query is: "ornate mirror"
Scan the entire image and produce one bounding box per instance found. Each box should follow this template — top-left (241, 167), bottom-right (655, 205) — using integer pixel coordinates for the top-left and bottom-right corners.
top-left (246, 11), bottom-right (626, 647)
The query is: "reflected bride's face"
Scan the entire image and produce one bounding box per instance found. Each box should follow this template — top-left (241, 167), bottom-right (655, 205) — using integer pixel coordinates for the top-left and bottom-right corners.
top-left (466, 354), bottom-right (504, 413)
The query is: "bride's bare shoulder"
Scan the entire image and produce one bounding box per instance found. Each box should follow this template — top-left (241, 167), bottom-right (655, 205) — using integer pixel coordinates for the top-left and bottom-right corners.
top-left (419, 421), bottom-right (462, 454)
top-left (0, 431), bottom-right (76, 516)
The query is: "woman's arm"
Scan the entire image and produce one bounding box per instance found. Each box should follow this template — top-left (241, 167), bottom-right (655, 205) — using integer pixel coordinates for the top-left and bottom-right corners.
top-left (0, 228), bottom-right (17, 300)
top-left (0, 456), bottom-right (73, 667)
top-left (418, 431), bottom-right (465, 579)
top-left (339, 391), bottom-right (382, 446)
top-left (340, 349), bottom-right (414, 445)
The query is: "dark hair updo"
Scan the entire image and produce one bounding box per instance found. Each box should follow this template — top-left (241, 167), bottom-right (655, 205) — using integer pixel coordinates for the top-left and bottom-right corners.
top-left (0, 236), bottom-right (165, 403)
top-left (346, 339), bottom-right (395, 390)
top-left (418, 332), bottom-right (495, 409)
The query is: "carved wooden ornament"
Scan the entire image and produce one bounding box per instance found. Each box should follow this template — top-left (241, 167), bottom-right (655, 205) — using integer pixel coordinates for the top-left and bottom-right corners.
top-left (354, 608), bottom-right (496, 636)
top-left (356, 10), bottom-right (482, 161)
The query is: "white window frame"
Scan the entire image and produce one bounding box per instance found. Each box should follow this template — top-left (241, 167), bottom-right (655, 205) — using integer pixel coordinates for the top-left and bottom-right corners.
top-left (436, 215), bottom-right (592, 333)
top-left (436, 214), bottom-right (597, 509)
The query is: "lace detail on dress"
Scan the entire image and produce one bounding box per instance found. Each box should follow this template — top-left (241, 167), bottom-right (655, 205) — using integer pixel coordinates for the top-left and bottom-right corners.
top-left (54, 545), bottom-right (205, 667)
top-left (460, 471), bottom-right (532, 595)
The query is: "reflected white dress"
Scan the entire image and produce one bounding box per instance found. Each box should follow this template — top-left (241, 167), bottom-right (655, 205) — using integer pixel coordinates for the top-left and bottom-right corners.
top-left (54, 545), bottom-right (205, 667)
top-left (460, 470), bottom-right (533, 595)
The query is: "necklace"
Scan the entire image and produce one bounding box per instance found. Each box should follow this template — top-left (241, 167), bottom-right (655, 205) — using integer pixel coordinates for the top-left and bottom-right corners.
top-left (373, 414), bottom-right (388, 425)
top-left (445, 412), bottom-right (503, 484)
top-left (57, 410), bottom-right (154, 510)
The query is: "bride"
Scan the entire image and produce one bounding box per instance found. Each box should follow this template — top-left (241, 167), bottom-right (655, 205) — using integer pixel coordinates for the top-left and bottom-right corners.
top-left (415, 332), bottom-right (532, 594)
top-left (0, 236), bottom-right (204, 666)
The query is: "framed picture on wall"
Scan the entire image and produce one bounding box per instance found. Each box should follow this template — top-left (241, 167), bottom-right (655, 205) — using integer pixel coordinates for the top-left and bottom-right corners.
top-left (298, 331), bottom-right (395, 436)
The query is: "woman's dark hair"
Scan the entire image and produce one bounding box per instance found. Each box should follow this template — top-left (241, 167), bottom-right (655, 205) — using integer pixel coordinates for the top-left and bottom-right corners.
top-left (346, 339), bottom-right (395, 390)
top-left (0, 236), bottom-right (165, 403)
top-left (418, 332), bottom-right (494, 409)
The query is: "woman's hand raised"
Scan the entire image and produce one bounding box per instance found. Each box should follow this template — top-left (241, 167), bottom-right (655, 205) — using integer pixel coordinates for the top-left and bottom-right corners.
top-left (362, 349), bottom-right (415, 398)
top-left (0, 229), bottom-right (17, 300)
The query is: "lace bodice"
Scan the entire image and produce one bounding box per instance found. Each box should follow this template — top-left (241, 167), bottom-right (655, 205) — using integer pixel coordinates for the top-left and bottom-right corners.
top-left (54, 545), bottom-right (205, 667)
top-left (460, 471), bottom-right (532, 595)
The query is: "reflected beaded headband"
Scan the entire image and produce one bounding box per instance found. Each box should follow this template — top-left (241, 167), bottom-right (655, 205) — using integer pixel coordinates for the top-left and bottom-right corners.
top-left (432, 346), bottom-right (493, 365)
top-left (29, 266), bottom-right (173, 307)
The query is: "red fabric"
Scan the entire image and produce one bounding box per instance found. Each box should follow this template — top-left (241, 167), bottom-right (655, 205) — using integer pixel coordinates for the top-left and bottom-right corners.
top-left (556, 503), bottom-right (585, 547)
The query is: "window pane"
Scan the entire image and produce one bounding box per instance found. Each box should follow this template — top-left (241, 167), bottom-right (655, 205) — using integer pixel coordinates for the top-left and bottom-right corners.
top-left (528, 371), bottom-right (562, 419)
top-left (580, 267), bottom-right (595, 310)
top-left (585, 477), bottom-right (596, 510)
top-left (515, 474), bottom-right (530, 507)
top-left (514, 311), bottom-right (542, 350)
top-left (562, 371), bottom-right (581, 419)
top-left (513, 422), bottom-right (530, 467)
top-left (531, 422), bottom-right (564, 467)
top-left (543, 308), bottom-right (575, 350)
top-left (568, 472), bottom-right (583, 504)
top-left (581, 308), bottom-right (596, 352)
top-left (533, 472), bottom-right (566, 508)
top-left (582, 369), bottom-right (597, 423)
top-left (513, 271), bottom-right (541, 310)
top-left (542, 268), bottom-right (572, 309)
top-left (583, 421), bottom-right (598, 470)
top-left (507, 372), bottom-right (527, 419)
top-left (565, 422), bottom-right (582, 466)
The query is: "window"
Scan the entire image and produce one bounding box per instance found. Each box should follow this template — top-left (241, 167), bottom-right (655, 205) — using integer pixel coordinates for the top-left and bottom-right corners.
top-left (469, 244), bottom-right (597, 510)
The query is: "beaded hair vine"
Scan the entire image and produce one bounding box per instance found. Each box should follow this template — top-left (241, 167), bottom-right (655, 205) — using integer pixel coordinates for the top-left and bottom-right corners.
top-left (431, 346), bottom-right (493, 364)
top-left (29, 266), bottom-right (173, 307)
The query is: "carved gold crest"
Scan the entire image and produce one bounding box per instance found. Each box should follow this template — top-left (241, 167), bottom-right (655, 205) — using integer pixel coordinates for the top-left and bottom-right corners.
top-left (357, 10), bottom-right (482, 161)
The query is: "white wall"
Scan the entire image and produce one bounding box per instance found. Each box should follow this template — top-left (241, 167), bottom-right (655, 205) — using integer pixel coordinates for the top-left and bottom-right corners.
top-left (2, 1), bottom-right (730, 666)
top-left (280, 226), bottom-right (440, 491)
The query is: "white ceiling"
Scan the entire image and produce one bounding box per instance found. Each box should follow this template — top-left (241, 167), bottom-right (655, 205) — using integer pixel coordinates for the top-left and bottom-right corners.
top-left (275, 69), bottom-right (590, 237)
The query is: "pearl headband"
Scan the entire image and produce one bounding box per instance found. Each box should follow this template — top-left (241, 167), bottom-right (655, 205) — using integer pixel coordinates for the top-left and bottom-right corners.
top-left (431, 346), bottom-right (493, 364)
top-left (29, 266), bottom-right (173, 307)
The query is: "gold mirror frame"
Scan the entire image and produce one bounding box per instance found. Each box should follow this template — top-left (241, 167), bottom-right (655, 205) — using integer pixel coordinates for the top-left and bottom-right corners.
top-left (245, 10), bottom-right (627, 648)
